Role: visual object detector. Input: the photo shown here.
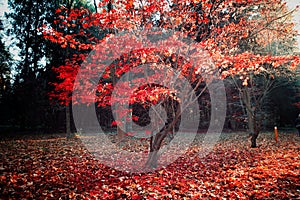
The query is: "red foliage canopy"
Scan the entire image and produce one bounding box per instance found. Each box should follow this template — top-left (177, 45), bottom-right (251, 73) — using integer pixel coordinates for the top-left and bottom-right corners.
top-left (40, 0), bottom-right (300, 106)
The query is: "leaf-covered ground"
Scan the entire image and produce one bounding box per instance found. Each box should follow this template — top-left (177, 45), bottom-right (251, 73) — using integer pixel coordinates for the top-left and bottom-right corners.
top-left (0, 131), bottom-right (299, 199)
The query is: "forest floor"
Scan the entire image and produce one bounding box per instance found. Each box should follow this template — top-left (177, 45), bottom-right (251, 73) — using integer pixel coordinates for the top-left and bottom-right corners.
top-left (0, 131), bottom-right (299, 199)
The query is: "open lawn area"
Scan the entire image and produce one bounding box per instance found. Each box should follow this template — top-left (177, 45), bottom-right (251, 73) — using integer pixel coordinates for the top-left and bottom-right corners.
top-left (0, 131), bottom-right (299, 199)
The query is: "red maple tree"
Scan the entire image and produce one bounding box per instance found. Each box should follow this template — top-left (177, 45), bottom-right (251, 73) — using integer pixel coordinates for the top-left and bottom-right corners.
top-left (41, 0), bottom-right (300, 167)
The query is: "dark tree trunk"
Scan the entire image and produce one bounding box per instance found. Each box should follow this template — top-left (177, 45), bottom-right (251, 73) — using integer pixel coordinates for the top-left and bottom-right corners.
top-left (145, 97), bottom-right (181, 168)
top-left (247, 109), bottom-right (255, 136)
top-left (242, 87), bottom-right (261, 147)
top-left (66, 103), bottom-right (74, 138)
top-left (247, 110), bottom-right (260, 148)
top-left (251, 130), bottom-right (259, 148)
top-left (145, 128), bottom-right (169, 168)
top-left (247, 107), bottom-right (262, 148)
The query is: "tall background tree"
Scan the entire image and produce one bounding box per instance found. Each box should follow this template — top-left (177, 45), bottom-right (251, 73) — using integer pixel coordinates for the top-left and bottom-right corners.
top-left (0, 19), bottom-right (12, 129)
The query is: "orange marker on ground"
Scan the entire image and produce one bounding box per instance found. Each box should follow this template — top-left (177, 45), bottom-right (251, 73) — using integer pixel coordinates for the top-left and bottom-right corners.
top-left (274, 126), bottom-right (278, 143)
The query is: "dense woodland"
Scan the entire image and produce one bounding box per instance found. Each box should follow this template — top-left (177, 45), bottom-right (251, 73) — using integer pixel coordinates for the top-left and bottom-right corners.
top-left (0, 0), bottom-right (299, 136)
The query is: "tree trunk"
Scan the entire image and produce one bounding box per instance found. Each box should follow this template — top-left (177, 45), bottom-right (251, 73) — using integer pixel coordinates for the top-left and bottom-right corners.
top-left (116, 126), bottom-right (126, 143)
top-left (243, 88), bottom-right (254, 136)
top-left (247, 108), bottom-right (255, 136)
top-left (145, 97), bottom-right (181, 168)
top-left (145, 128), bottom-right (169, 168)
top-left (251, 130), bottom-right (259, 148)
top-left (247, 111), bottom-right (262, 148)
top-left (242, 87), bottom-right (261, 147)
top-left (66, 104), bottom-right (74, 138)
